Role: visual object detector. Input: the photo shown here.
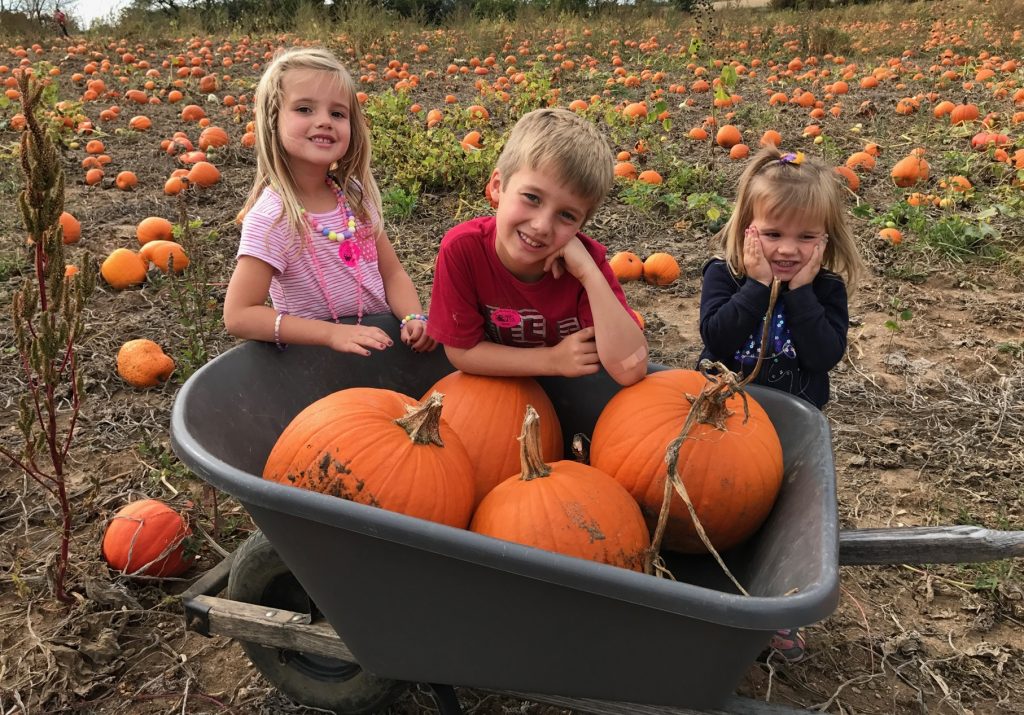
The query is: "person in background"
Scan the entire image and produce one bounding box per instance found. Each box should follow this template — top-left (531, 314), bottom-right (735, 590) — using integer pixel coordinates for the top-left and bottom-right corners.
top-left (53, 6), bottom-right (70, 38)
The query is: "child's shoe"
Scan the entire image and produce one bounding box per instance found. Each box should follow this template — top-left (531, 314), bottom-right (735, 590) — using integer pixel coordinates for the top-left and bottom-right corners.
top-left (768, 627), bottom-right (806, 663)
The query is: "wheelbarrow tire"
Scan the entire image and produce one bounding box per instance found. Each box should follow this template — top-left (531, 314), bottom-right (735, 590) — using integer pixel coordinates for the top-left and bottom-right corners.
top-left (227, 531), bottom-right (408, 714)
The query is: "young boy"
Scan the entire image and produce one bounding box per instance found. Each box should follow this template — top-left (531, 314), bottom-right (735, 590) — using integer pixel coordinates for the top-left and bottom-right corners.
top-left (427, 107), bottom-right (648, 386)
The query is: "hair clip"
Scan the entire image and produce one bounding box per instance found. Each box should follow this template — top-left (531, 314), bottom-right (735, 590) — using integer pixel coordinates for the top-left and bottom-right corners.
top-left (779, 151), bottom-right (804, 165)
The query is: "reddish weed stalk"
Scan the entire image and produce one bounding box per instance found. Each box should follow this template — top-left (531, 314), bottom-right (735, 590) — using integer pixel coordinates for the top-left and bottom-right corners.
top-left (1, 71), bottom-right (96, 604)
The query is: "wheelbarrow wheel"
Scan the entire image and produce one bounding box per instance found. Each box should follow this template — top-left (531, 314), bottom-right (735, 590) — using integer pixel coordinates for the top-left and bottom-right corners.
top-left (227, 531), bottom-right (408, 714)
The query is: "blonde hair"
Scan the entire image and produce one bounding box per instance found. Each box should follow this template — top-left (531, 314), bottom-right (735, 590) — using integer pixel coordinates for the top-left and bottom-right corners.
top-left (239, 46), bottom-right (381, 244)
top-left (496, 107), bottom-right (613, 221)
top-left (716, 145), bottom-right (865, 292)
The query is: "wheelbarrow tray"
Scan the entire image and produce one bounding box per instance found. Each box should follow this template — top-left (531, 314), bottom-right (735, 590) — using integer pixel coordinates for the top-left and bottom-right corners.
top-left (170, 315), bottom-right (839, 710)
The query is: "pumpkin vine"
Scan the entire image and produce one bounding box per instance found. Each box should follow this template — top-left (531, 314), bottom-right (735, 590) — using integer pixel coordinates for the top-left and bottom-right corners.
top-left (646, 277), bottom-right (782, 595)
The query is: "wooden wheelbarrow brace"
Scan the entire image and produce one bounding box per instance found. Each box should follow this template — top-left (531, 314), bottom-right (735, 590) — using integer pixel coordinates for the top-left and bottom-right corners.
top-left (181, 524), bottom-right (1024, 715)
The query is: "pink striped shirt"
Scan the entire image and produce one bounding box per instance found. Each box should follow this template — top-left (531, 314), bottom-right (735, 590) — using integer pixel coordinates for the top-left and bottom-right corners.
top-left (237, 187), bottom-right (389, 320)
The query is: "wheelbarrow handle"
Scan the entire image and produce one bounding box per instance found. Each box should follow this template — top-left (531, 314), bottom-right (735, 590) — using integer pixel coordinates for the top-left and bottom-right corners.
top-left (839, 525), bottom-right (1024, 566)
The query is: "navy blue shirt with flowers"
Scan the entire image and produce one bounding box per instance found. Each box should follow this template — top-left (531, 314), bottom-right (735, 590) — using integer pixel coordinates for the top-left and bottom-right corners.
top-left (697, 258), bottom-right (849, 409)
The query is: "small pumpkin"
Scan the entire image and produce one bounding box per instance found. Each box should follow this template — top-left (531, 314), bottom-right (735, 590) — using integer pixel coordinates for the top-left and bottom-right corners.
top-left (102, 499), bottom-right (192, 577)
top-left (609, 251), bottom-right (643, 282)
top-left (187, 161), bottom-right (220, 187)
top-left (891, 153), bottom-right (930, 188)
top-left (264, 390), bottom-right (475, 528)
top-left (835, 166), bottom-right (860, 193)
top-left (642, 253), bottom-right (680, 286)
top-left (140, 240), bottom-right (189, 273)
top-left (118, 339), bottom-right (175, 388)
top-left (590, 369), bottom-right (783, 553)
top-left (715, 124), bottom-right (742, 149)
top-left (613, 161), bottom-right (638, 180)
top-left (845, 151), bottom-right (876, 171)
top-left (423, 372), bottom-right (562, 507)
top-left (471, 406), bottom-right (650, 571)
top-left (198, 125), bottom-right (229, 151)
top-left (878, 227), bottom-right (903, 244)
top-left (181, 104), bottom-right (206, 122)
top-left (115, 171), bottom-right (138, 191)
top-left (59, 211), bottom-right (81, 244)
top-left (101, 248), bottom-right (147, 289)
top-left (949, 103), bottom-right (980, 125)
top-left (136, 216), bottom-right (174, 245)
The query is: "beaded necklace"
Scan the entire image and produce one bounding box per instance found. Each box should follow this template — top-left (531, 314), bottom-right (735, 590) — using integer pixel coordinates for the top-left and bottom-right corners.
top-left (301, 176), bottom-right (364, 324)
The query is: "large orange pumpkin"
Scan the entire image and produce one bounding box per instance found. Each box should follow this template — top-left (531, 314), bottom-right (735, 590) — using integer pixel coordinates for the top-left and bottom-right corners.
top-left (423, 372), bottom-right (562, 507)
top-left (102, 499), bottom-right (192, 577)
top-left (471, 406), bottom-right (650, 571)
top-left (590, 370), bottom-right (783, 553)
top-left (264, 389), bottom-right (475, 528)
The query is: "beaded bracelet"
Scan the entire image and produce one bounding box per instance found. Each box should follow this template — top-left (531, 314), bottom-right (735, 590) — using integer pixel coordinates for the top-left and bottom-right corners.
top-left (274, 311), bottom-right (287, 351)
top-left (400, 313), bottom-right (428, 329)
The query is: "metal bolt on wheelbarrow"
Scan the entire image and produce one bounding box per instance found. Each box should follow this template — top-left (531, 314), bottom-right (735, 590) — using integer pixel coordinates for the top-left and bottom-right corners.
top-left (172, 316), bottom-right (1024, 715)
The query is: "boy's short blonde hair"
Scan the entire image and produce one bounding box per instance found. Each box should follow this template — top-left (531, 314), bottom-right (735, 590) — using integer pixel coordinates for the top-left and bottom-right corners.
top-left (496, 108), bottom-right (613, 220)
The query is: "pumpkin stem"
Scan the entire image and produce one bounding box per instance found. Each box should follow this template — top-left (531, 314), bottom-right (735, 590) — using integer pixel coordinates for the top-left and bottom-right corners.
top-left (395, 391), bottom-right (446, 446)
top-left (518, 405), bottom-right (552, 481)
top-left (571, 433), bottom-right (589, 463)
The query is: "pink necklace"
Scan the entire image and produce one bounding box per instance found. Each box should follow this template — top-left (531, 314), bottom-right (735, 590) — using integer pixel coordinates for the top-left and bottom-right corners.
top-left (302, 177), bottom-right (364, 324)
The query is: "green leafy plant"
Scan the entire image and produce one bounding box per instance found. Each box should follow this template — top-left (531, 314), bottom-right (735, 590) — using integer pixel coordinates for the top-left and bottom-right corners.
top-left (365, 90), bottom-right (501, 196)
top-left (166, 196), bottom-right (219, 380)
top-left (884, 298), bottom-right (913, 351)
top-left (383, 186), bottom-right (419, 221)
top-left (1, 71), bottom-right (96, 604)
top-left (919, 213), bottom-right (1001, 260)
top-left (995, 341), bottom-right (1023, 359)
top-left (686, 191), bottom-right (732, 232)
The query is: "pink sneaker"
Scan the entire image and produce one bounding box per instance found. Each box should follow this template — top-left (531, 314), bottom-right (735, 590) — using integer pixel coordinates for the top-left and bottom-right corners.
top-left (769, 628), bottom-right (806, 663)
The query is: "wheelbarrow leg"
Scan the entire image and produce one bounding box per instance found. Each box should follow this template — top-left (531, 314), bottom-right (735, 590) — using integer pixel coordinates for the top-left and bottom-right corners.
top-left (427, 683), bottom-right (463, 714)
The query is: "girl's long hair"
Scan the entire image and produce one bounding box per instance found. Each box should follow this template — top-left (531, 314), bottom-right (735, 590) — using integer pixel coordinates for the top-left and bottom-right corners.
top-left (714, 145), bottom-right (865, 291)
top-left (238, 46), bottom-right (382, 246)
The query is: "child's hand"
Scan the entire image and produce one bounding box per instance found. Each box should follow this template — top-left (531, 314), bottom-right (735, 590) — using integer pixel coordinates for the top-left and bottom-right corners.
top-left (789, 236), bottom-right (827, 289)
top-left (543, 237), bottom-right (598, 282)
top-left (550, 326), bottom-right (600, 377)
top-left (743, 225), bottom-right (774, 286)
top-left (401, 319), bottom-right (436, 352)
top-left (327, 323), bottom-right (393, 356)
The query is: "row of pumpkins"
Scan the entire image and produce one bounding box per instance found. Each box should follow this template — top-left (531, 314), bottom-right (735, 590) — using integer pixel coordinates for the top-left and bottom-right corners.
top-left (264, 369), bottom-right (784, 572)
top-left (102, 369), bottom-right (784, 578)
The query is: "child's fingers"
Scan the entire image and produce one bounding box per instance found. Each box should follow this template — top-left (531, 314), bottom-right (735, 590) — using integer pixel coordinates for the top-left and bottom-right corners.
top-left (544, 255), bottom-right (565, 279)
top-left (574, 326), bottom-right (596, 342)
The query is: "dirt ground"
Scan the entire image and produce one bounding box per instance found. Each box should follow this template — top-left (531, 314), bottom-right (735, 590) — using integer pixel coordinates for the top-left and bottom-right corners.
top-left (2, 10), bottom-right (1024, 715)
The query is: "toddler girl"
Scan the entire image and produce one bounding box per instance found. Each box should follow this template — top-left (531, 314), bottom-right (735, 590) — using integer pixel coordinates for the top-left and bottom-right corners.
top-left (224, 47), bottom-right (433, 356)
top-left (698, 145), bottom-right (866, 661)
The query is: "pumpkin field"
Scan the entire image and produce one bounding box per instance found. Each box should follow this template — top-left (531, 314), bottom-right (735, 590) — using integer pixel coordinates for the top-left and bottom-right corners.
top-left (1, 0), bottom-right (1023, 712)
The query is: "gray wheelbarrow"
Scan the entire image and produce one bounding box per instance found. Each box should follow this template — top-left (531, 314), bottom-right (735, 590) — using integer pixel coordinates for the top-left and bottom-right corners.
top-left (171, 314), bottom-right (1024, 715)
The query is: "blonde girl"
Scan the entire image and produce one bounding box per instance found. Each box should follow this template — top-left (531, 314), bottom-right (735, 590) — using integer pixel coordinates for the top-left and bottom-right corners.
top-left (224, 46), bottom-right (434, 355)
top-left (697, 144), bottom-right (866, 661)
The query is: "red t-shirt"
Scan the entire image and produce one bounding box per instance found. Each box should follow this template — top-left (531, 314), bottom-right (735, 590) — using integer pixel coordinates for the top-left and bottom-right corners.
top-left (428, 216), bottom-right (636, 349)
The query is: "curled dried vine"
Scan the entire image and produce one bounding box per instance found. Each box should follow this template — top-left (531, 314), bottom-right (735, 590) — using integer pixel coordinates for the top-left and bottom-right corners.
top-left (646, 278), bottom-right (781, 596)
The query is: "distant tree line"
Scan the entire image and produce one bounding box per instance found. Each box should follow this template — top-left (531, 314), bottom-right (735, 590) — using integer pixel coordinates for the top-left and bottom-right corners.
top-left (0, 0), bottom-right (892, 37)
